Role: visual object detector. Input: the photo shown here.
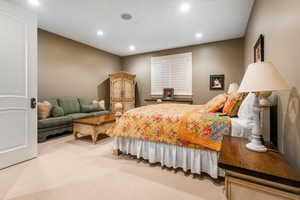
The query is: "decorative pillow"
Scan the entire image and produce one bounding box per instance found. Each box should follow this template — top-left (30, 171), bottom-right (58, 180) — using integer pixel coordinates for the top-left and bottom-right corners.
top-left (205, 94), bottom-right (227, 112)
top-left (227, 83), bottom-right (239, 94)
top-left (81, 104), bottom-right (100, 113)
top-left (52, 105), bottom-right (64, 117)
top-left (222, 92), bottom-right (248, 117)
top-left (92, 100), bottom-right (105, 111)
top-left (37, 101), bottom-right (52, 119)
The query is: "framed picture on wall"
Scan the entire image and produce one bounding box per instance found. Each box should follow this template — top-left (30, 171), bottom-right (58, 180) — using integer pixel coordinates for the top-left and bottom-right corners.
top-left (163, 88), bottom-right (174, 100)
top-left (254, 34), bottom-right (264, 62)
top-left (210, 75), bottom-right (225, 90)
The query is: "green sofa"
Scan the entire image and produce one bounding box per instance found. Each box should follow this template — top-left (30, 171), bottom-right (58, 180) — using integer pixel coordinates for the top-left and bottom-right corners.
top-left (38, 97), bottom-right (110, 142)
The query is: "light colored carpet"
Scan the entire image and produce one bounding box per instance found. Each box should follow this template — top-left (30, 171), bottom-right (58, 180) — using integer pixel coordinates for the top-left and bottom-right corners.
top-left (0, 134), bottom-right (226, 200)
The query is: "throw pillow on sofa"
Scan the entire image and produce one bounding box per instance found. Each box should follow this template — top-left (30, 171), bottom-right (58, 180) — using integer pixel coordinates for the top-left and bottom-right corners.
top-left (80, 104), bottom-right (100, 113)
top-left (92, 100), bottom-right (105, 111)
top-left (37, 101), bottom-right (52, 119)
top-left (52, 105), bottom-right (64, 117)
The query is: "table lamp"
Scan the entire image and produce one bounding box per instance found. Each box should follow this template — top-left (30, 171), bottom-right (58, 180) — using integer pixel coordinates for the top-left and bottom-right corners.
top-left (238, 61), bottom-right (289, 152)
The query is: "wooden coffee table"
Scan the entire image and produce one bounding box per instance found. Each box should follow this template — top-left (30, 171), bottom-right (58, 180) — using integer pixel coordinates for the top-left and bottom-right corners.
top-left (73, 113), bottom-right (116, 144)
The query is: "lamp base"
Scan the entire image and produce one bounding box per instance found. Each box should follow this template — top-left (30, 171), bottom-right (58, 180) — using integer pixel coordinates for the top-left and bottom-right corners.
top-left (246, 141), bottom-right (267, 152)
top-left (246, 93), bottom-right (267, 153)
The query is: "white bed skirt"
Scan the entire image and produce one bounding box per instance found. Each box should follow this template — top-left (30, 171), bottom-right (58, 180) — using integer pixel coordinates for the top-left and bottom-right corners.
top-left (113, 137), bottom-right (224, 179)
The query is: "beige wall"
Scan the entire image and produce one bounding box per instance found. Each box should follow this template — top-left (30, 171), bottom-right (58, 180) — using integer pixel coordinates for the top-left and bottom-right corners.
top-left (38, 29), bottom-right (121, 103)
top-left (245, 0), bottom-right (300, 171)
top-left (122, 38), bottom-right (245, 106)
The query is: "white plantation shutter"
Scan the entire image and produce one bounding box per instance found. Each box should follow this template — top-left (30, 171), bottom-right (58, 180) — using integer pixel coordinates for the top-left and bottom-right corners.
top-left (151, 52), bottom-right (192, 95)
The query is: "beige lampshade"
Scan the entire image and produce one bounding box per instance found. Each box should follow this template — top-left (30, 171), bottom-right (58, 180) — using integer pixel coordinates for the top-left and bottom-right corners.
top-left (239, 62), bottom-right (289, 93)
top-left (228, 83), bottom-right (239, 94)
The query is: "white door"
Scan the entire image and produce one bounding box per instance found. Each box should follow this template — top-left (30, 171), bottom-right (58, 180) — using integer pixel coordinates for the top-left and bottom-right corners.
top-left (0, 1), bottom-right (37, 169)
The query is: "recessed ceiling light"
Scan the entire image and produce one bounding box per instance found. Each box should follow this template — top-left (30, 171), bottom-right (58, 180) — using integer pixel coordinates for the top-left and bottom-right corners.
top-left (97, 30), bottom-right (104, 36)
top-left (28, 0), bottom-right (40, 7)
top-left (195, 33), bottom-right (203, 39)
top-left (121, 13), bottom-right (133, 20)
top-left (129, 45), bottom-right (136, 51)
top-left (179, 2), bottom-right (190, 13)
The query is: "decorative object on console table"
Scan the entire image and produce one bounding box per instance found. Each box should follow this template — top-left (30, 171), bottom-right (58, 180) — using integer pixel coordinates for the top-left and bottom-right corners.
top-left (144, 97), bottom-right (193, 105)
top-left (109, 72), bottom-right (136, 113)
top-left (239, 61), bottom-right (289, 152)
top-left (156, 99), bottom-right (162, 103)
top-left (219, 136), bottom-right (300, 200)
top-left (163, 88), bottom-right (174, 100)
top-left (254, 34), bottom-right (264, 62)
top-left (210, 74), bottom-right (225, 90)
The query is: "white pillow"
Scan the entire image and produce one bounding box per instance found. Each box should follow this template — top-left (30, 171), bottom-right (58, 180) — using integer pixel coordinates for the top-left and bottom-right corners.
top-left (237, 93), bottom-right (258, 121)
top-left (92, 100), bottom-right (105, 111)
top-left (37, 101), bottom-right (52, 119)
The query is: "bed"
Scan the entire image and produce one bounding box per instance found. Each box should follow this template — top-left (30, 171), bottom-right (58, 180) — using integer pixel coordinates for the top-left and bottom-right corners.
top-left (107, 100), bottom-right (256, 178)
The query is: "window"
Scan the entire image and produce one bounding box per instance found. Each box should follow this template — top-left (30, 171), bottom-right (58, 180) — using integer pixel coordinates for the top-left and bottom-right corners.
top-left (151, 52), bottom-right (192, 95)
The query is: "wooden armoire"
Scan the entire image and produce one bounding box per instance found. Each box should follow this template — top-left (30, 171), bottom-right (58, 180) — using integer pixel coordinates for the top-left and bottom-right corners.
top-left (109, 72), bottom-right (136, 113)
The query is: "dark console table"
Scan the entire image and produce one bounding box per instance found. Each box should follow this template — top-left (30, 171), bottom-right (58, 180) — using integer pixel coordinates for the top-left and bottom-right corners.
top-left (144, 98), bottom-right (193, 105)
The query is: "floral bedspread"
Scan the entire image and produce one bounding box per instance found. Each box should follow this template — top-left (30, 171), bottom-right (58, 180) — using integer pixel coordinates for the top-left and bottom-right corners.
top-left (107, 104), bottom-right (231, 151)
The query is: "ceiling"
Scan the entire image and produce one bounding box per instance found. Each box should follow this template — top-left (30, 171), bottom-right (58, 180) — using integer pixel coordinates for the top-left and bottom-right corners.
top-left (9, 0), bottom-right (255, 56)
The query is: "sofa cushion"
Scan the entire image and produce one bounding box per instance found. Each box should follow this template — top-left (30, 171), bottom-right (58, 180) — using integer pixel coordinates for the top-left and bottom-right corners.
top-left (38, 116), bottom-right (72, 129)
top-left (78, 98), bottom-right (92, 105)
top-left (80, 104), bottom-right (100, 113)
top-left (90, 110), bottom-right (111, 117)
top-left (58, 97), bottom-right (80, 115)
top-left (52, 105), bottom-right (65, 117)
top-left (67, 111), bottom-right (111, 120)
top-left (67, 113), bottom-right (94, 120)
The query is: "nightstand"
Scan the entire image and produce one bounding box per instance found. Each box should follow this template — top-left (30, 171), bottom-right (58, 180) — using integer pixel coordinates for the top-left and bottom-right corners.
top-left (218, 136), bottom-right (300, 200)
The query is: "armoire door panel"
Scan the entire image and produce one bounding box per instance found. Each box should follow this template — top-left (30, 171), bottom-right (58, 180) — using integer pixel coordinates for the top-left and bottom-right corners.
top-left (123, 102), bottom-right (135, 112)
top-left (111, 78), bottom-right (123, 100)
top-left (123, 79), bottom-right (134, 99)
